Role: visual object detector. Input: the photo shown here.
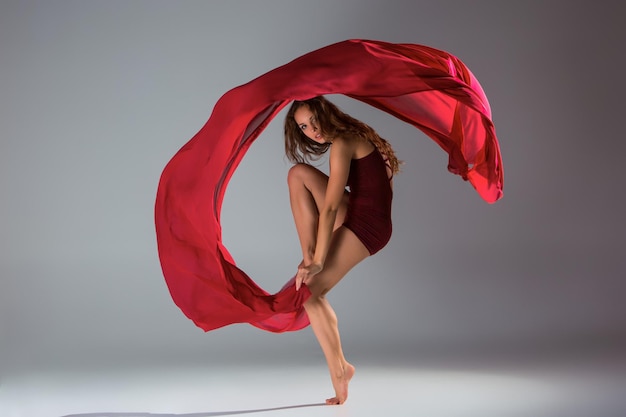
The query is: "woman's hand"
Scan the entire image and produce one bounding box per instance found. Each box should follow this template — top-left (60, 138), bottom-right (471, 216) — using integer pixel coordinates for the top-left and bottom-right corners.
top-left (295, 261), bottom-right (323, 291)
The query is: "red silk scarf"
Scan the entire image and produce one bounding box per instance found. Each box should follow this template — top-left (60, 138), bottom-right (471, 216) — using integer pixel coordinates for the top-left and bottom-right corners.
top-left (155, 39), bottom-right (503, 333)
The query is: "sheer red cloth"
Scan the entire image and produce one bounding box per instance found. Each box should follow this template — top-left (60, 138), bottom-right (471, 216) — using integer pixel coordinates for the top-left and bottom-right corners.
top-left (155, 39), bottom-right (503, 333)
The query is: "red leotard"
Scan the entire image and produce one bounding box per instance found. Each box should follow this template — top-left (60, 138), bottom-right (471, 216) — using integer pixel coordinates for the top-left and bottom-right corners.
top-left (343, 148), bottom-right (393, 255)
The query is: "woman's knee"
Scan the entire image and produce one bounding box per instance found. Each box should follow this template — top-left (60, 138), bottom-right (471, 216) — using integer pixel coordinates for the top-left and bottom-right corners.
top-left (305, 280), bottom-right (330, 300)
top-left (304, 291), bottom-right (327, 309)
top-left (287, 163), bottom-right (315, 186)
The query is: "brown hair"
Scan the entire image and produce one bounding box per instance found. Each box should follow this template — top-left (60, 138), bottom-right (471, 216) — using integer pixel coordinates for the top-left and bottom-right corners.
top-left (284, 96), bottom-right (401, 174)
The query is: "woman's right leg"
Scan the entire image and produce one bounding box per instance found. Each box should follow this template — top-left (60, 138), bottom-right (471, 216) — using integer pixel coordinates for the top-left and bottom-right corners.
top-left (286, 163), bottom-right (347, 263)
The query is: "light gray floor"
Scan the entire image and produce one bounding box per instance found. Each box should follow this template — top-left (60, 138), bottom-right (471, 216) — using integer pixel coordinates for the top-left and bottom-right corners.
top-left (2, 351), bottom-right (625, 417)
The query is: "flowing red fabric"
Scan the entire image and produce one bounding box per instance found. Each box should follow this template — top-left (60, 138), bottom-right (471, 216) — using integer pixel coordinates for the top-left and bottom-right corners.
top-left (155, 39), bottom-right (503, 333)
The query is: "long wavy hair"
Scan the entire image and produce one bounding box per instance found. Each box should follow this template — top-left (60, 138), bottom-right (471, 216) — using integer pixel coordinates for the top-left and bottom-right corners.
top-left (284, 96), bottom-right (401, 174)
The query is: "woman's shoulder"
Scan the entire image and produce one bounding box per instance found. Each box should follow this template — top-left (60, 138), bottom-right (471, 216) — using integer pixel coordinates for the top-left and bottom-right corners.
top-left (335, 135), bottom-right (375, 159)
top-left (329, 135), bottom-right (354, 150)
top-left (328, 136), bottom-right (358, 162)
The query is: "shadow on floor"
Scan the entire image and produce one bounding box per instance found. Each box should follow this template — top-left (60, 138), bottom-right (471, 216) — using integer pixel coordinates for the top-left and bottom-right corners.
top-left (60, 402), bottom-right (328, 417)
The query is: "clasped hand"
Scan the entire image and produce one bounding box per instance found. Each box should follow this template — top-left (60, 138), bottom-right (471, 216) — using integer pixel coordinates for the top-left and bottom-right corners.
top-left (295, 261), bottom-right (322, 291)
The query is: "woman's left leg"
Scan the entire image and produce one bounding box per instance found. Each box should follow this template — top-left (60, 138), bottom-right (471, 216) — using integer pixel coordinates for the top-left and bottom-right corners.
top-left (287, 162), bottom-right (369, 404)
top-left (303, 226), bottom-right (370, 405)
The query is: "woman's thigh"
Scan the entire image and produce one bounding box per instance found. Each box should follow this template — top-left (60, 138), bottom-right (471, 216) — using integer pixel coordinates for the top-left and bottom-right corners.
top-left (289, 164), bottom-right (349, 229)
top-left (305, 226), bottom-right (370, 297)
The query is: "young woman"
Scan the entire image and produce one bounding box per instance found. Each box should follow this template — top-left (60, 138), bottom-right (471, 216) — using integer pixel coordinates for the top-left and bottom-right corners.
top-left (284, 96), bottom-right (401, 405)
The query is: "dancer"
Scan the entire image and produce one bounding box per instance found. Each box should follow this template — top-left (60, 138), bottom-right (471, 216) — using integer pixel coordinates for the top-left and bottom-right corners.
top-left (156, 39), bottom-right (503, 408)
top-left (284, 96), bottom-right (400, 405)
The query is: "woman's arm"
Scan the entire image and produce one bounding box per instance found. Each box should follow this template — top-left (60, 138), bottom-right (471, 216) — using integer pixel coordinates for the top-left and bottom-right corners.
top-left (313, 138), bottom-right (352, 266)
top-left (296, 138), bottom-right (353, 289)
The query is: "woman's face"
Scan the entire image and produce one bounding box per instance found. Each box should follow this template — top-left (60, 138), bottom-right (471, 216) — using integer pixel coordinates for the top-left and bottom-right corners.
top-left (294, 105), bottom-right (326, 144)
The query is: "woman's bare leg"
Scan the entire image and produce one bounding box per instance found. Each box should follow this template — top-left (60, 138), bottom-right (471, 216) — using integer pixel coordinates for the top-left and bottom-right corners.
top-left (304, 228), bottom-right (368, 404)
top-left (304, 296), bottom-right (354, 404)
top-left (287, 163), bottom-right (347, 263)
top-left (287, 164), bottom-right (369, 404)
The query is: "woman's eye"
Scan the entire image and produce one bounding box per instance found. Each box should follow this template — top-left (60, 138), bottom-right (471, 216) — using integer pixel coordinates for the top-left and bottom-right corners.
top-left (300, 125), bottom-right (306, 130)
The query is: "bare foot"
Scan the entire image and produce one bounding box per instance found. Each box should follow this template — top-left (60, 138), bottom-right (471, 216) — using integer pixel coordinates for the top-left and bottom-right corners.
top-left (326, 362), bottom-right (355, 405)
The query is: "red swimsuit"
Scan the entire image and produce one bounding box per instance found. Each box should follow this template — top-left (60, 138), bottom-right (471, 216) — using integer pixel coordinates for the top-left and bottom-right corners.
top-left (343, 148), bottom-right (393, 255)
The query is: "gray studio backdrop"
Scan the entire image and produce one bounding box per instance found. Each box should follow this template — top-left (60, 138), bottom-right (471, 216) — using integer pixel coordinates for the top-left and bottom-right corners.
top-left (1, 0), bottom-right (624, 375)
